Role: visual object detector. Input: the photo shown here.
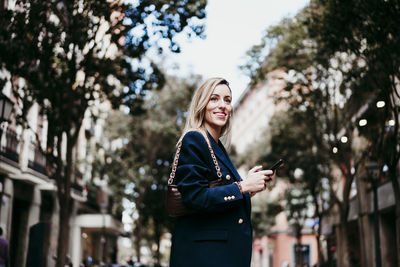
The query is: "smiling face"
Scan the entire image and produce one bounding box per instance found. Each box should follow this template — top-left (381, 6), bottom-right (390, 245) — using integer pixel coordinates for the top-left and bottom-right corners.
top-left (203, 84), bottom-right (232, 135)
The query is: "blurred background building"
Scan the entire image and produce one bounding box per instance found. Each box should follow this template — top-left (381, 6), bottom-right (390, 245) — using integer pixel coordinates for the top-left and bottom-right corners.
top-left (231, 67), bottom-right (399, 267)
top-left (0, 1), bottom-right (124, 266)
top-left (0, 86), bottom-right (123, 266)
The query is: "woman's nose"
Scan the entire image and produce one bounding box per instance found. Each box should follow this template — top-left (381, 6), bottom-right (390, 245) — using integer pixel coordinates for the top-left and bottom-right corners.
top-left (218, 99), bottom-right (226, 108)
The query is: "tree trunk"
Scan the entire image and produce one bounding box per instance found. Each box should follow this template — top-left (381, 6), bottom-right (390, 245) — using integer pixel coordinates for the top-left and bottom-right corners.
top-left (316, 215), bottom-right (324, 267)
top-left (390, 168), bottom-right (400, 267)
top-left (297, 237), bottom-right (303, 267)
top-left (55, 134), bottom-right (74, 267)
top-left (396, 204), bottom-right (400, 267)
top-left (337, 214), bottom-right (351, 267)
top-left (355, 170), bottom-right (369, 267)
top-left (295, 225), bottom-right (304, 267)
top-left (154, 222), bottom-right (161, 264)
top-left (134, 221), bottom-right (142, 263)
top-left (56, 204), bottom-right (70, 267)
top-left (388, 85), bottom-right (400, 267)
top-left (313, 192), bottom-right (325, 267)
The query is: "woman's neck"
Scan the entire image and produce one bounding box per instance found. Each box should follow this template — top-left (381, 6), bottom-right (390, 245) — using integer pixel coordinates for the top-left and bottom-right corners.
top-left (204, 124), bottom-right (221, 142)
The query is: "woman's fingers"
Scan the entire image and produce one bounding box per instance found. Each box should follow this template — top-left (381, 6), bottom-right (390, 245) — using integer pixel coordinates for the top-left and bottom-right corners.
top-left (263, 170), bottom-right (274, 176)
top-left (256, 170), bottom-right (273, 179)
top-left (245, 168), bottom-right (276, 193)
top-left (249, 165), bottom-right (263, 174)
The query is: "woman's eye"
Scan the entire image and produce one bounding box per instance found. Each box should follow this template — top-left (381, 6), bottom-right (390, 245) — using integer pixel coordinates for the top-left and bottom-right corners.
top-left (225, 99), bottom-right (231, 103)
top-left (210, 97), bottom-right (218, 102)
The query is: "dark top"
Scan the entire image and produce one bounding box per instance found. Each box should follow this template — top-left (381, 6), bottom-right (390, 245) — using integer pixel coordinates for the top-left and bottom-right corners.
top-left (0, 237), bottom-right (9, 265)
top-left (169, 131), bottom-right (252, 267)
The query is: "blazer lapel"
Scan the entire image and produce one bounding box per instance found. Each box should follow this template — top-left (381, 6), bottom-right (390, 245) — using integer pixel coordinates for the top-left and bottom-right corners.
top-left (207, 133), bottom-right (242, 181)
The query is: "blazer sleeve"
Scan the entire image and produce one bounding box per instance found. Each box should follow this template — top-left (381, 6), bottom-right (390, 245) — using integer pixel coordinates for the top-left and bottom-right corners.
top-left (175, 131), bottom-right (244, 212)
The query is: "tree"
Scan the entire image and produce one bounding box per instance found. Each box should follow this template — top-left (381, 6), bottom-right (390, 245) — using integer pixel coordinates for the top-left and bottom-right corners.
top-left (267, 110), bottom-right (333, 266)
top-left (242, 5), bottom-right (372, 266)
top-left (284, 184), bottom-right (315, 267)
top-left (0, 1), bottom-right (206, 266)
top-left (308, 0), bottom-right (400, 264)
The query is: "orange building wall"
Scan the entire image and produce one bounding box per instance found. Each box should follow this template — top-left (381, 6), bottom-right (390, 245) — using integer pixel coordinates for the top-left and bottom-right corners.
top-left (253, 233), bottom-right (318, 267)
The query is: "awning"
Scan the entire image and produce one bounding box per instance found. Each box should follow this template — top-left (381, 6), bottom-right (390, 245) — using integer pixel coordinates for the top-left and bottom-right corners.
top-left (74, 214), bottom-right (124, 235)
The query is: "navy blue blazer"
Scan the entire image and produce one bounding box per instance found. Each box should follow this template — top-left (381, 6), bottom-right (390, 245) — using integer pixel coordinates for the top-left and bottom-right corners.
top-left (169, 131), bottom-right (252, 267)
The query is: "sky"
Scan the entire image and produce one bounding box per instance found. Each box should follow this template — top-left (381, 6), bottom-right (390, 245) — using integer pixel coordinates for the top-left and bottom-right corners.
top-left (165, 0), bottom-right (310, 103)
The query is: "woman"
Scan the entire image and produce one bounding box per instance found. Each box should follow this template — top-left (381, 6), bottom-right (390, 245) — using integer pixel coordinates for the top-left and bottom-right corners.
top-left (169, 78), bottom-right (275, 267)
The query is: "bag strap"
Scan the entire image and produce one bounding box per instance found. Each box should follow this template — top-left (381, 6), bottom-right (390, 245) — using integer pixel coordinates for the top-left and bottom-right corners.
top-left (168, 133), bottom-right (222, 185)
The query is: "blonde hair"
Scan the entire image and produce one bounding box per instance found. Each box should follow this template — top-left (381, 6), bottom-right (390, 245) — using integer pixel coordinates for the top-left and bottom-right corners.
top-left (179, 77), bottom-right (233, 144)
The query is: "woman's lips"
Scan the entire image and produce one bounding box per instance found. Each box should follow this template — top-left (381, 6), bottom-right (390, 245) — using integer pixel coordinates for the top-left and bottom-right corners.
top-left (214, 112), bottom-right (226, 119)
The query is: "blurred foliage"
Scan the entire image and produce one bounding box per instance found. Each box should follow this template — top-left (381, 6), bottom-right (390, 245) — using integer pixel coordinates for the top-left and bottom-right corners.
top-left (251, 192), bottom-right (283, 238)
top-left (267, 109), bottom-right (333, 213)
top-left (93, 75), bottom-right (201, 263)
top-left (308, 1), bottom-right (400, 263)
top-left (0, 1), bottom-right (207, 266)
top-left (284, 184), bottom-right (315, 236)
top-left (240, 0), bottom-right (400, 265)
top-left (308, 0), bottom-right (400, 190)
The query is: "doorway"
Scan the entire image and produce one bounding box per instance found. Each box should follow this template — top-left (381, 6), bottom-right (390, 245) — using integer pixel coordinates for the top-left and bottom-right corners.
top-left (10, 197), bottom-right (30, 267)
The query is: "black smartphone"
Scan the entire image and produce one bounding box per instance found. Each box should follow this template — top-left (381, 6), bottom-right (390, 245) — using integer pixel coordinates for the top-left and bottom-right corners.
top-left (265, 159), bottom-right (284, 182)
top-left (269, 159), bottom-right (284, 171)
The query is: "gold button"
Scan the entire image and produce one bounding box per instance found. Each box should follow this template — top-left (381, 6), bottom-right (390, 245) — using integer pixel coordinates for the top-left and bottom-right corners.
top-left (238, 218), bottom-right (244, 224)
top-left (232, 195), bottom-right (235, 200)
top-left (228, 196), bottom-right (232, 200)
top-left (224, 197), bottom-right (228, 201)
top-left (226, 175), bottom-right (231, 180)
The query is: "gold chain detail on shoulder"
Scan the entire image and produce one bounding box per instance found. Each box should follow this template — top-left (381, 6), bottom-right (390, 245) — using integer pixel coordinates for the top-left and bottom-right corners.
top-left (168, 134), bottom-right (222, 185)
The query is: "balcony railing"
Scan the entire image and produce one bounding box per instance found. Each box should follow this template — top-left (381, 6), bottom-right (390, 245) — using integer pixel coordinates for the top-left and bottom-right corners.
top-left (0, 128), bottom-right (20, 163)
top-left (28, 142), bottom-right (47, 175)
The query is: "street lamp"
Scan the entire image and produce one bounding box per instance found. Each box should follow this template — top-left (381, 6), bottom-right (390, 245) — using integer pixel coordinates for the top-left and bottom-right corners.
top-left (366, 161), bottom-right (381, 267)
top-left (0, 92), bottom-right (13, 123)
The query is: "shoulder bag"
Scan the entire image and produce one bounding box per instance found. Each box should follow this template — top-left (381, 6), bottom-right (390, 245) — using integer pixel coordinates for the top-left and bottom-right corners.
top-left (166, 133), bottom-right (223, 217)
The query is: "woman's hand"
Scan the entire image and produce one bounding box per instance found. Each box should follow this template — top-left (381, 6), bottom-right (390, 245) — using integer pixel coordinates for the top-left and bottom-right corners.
top-left (241, 166), bottom-right (274, 193)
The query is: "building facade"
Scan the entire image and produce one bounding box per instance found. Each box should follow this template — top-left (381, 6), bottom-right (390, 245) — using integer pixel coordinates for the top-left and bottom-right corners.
top-left (231, 69), bottom-right (287, 154)
top-left (0, 85), bottom-right (123, 267)
top-left (0, 0), bottom-right (125, 265)
top-left (231, 67), bottom-right (399, 267)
